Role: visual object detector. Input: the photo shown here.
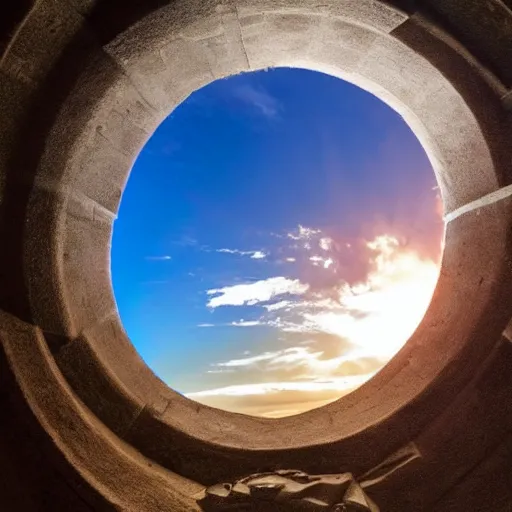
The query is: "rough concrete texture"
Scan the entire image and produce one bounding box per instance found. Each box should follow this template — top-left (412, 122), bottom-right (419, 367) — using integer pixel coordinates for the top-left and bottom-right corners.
top-left (1, 0), bottom-right (512, 510)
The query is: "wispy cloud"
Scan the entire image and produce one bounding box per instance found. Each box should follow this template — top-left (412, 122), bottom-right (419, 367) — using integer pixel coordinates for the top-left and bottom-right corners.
top-left (232, 83), bottom-right (282, 119)
top-left (206, 276), bottom-right (309, 308)
top-left (250, 250), bottom-right (267, 259)
top-left (319, 237), bottom-right (333, 251)
top-left (197, 320), bottom-right (262, 328)
top-left (185, 373), bottom-right (374, 417)
top-left (309, 255), bottom-right (334, 269)
top-left (263, 300), bottom-right (293, 312)
top-left (187, 374), bottom-right (373, 398)
top-left (287, 225), bottom-right (321, 241)
top-left (231, 320), bottom-right (262, 327)
top-left (217, 248), bottom-right (267, 259)
top-left (145, 255), bottom-right (172, 261)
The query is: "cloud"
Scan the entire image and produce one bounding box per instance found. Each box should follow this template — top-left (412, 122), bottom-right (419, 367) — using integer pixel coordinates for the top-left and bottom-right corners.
top-left (206, 276), bottom-right (309, 308)
top-left (214, 347), bottom-right (321, 370)
top-left (291, 235), bottom-right (439, 358)
top-left (324, 258), bottom-right (334, 269)
top-left (263, 300), bottom-right (293, 312)
top-left (309, 255), bottom-right (334, 269)
top-left (217, 248), bottom-right (267, 259)
top-left (185, 373), bottom-right (374, 417)
top-left (309, 255), bottom-right (324, 267)
top-left (251, 251), bottom-right (267, 259)
top-left (197, 320), bottom-right (262, 328)
top-left (145, 255), bottom-right (172, 261)
top-left (287, 225), bottom-right (321, 241)
top-left (232, 83), bottom-right (282, 118)
top-left (319, 237), bottom-right (333, 251)
top-left (231, 320), bottom-right (262, 327)
top-left (187, 374), bottom-right (372, 397)
top-left (285, 257), bottom-right (296, 263)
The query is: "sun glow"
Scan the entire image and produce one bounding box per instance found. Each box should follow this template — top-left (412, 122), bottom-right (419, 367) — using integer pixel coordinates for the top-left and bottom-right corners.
top-left (306, 235), bottom-right (439, 358)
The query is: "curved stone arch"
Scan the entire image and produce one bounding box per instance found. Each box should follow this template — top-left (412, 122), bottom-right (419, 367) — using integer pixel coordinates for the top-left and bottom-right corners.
top-left (1, 0), bottom-right (512, 509)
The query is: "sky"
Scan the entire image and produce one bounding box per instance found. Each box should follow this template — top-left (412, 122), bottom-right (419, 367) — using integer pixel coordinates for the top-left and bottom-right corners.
top-left (112, 68), bottom-right (444, 418)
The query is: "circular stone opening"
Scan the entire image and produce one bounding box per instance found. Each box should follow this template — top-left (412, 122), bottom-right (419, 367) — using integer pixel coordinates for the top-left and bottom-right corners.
top-left (6, 0), bottom-right (509, 491)
top-left (112, 67), bottom-right (444, 418)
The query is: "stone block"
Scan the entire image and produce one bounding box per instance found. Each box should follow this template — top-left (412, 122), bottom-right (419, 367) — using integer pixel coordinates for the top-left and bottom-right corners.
top-left (366, 338), bottom-right (512, 510)
top-left (61, 213), bottom-right (115, 336)
top-left (0, 311), bottom-right (201, 511)
top-left (240, 13), bottom-right (378, 75)
top-left (35, 49), bottom-right (159, 217)
top-left (424, 0), bottom-right (512, 86)
top-left (0, 0), bottom-right (84, 90)
top-left (75, 130), bottom-right (132, 214)
top-left (435, 434), bottom-right (512, 512)
top-left (55, 333), bottom-right (145, 438)
top-left (392, 15), bottom-right (511, 211)
top-left (357, 27), bottom-right (500, 213)
top-left (0, 71), bottom-right (32, 207)
top-left (236, 0), bottom-right (407, 34)
top-left (24, 186), bottom-right (73, 335)
top-left (77, 313), bottom-right (172, 407)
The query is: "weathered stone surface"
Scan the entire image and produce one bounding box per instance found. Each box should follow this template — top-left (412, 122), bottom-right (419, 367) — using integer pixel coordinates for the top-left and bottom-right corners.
top-left (56, 333), bottom-right (147, 438)
top-left (236, 0), bottom-right (408, 34)
top-left (1, 0), bottom-right (512, 510)
top-left (0, 311), bottom-right (202, 511)
top-left (0, 0), bottom-right (84, 90)
top-left (435, 433), bottom-right (512, 512)
top-left (424, 0), bottom-right (512, 87)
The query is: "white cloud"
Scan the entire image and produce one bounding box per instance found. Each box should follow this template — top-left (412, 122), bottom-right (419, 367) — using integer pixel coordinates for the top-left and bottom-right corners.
top-left (214, 347), bottom-right (320, 370)
top-left (263, 300), bottom-right (292, 312)
top-left (324, 257), bottom-right (334, 269)
top-left (300, 235), bottom-right (439, 358)
top-left (285, 257), bottom-right (296, 263)
top-left (287, 224), bottom-right (321, 241)
top-left (309, 255), bottom-right (334, 269)
top-left (187, 374), bottom-right (373, 397)
top-left (207, 276), bottom-right (309, 308)
top-left (217, 248), bottom-right (267, 260)
top-left (197, 323), bottom-right (215, 327)
top-left (216, 351), bottom-right (283, 368)
top-left (217, 248), bottom-right (242, 254)
top-left (231, 320), bottom-right (262, 327)
top-left (319, 237), bottom-right (333, 251)
top-left (145, 255), bottom-right (172, 261)
top-left (251, 251), bottom-right (267, 259)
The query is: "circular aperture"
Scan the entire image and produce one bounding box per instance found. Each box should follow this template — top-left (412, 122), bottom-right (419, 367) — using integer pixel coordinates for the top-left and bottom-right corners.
top-left (112, 68), bottom-right (444, 418)
top-left (5, 0), bottom-right (510, 497)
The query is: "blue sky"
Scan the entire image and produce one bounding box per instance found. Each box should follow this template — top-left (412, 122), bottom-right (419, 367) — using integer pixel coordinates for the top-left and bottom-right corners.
top-left (112, 68), bottom-right (444, 417)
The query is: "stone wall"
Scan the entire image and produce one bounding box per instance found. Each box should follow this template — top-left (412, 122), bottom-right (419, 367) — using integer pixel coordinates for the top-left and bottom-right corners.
top-left (1, 1), bottom-right (511, 510)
